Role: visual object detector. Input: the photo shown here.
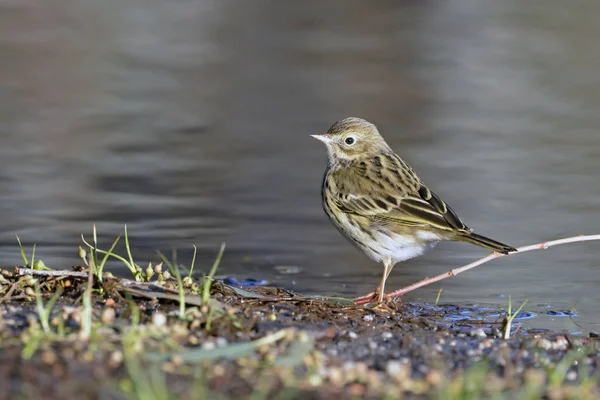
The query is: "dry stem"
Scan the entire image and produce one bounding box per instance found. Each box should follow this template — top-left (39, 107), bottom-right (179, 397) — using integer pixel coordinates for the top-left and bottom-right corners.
top-left (354, 234), bottom-right (600, 305)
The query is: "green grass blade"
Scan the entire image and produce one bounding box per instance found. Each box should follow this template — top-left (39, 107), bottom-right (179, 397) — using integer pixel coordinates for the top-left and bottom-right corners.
top-left (435, 288), bottom-right (443, 306)
top-left (96, 234), bottom-right (122, 281)
top-left (202, 242), bottom-right (226, 305)
top-left (146, 328), bottom-right (289, 363)
top-left (91, 224), bottom-right (99, 274)
top-left (15, 235), bottom-right (29, 266)
top-left (124, 224), bottom-right (137, 278)
top-left (81, 235), bottom-right (136, 276)
top-left (30, 243), bottom-right (36, 270)
top-left (188, 245), bottom-right (197, 280)
top-left (157, 250), bottom-right (186, 319)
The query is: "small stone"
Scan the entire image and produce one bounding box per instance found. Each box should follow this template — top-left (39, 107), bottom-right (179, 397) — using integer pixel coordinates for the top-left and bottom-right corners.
top-left (363, 315), bottom-right (374, 322)
top-left (470, 328), bottom-right (487, 338)
top-left (101, 307), bottom-right (116, 324)
top-left (347, 383), bottom-right (366, 397)
top-left (386, 361), bottom-right (409, 381)
top-left (381, 331), bottom-right (393, 340)
top-left (201, 341), bottom-right (216, 350)
top-left (171, 354), bottom-right (184, 366)
top-left (537, 338), bottom-right (551, 350)
top-left (425, 369), bottom-right (443, 386)
top-left (566, 370), bottom-right (578, 381)
top-left (213, 364), bottom-right (226, 376)
top-left (152, 312), bottom-right (167, 327)
top-left (215, 337), bottom-right (228, 347)
top-left (109, 350), bottom-right (124, 368)
top-left (328, 367), bottom-right (344, 386)
top-left (41, 351), bottom-right (57, 366)
top-left (307, 374), bottom-right (322, 386)
top-left (466, 348), bottom-right (478, 357)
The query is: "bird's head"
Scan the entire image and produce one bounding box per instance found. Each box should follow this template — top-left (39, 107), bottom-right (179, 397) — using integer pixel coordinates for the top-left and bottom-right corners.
top-left (312, 117), bottom-right (391, 165)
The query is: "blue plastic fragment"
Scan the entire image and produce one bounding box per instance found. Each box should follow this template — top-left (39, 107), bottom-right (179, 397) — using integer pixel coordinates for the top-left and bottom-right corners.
top-left (513, 311), bottom-right (537, 320)
top-left (223, 276), bottom-right (269, 287)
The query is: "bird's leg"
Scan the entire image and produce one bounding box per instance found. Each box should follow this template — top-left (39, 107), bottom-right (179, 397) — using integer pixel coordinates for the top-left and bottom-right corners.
top-left (375, 262), bottom-right (394, 303)
top-left (353, 262), bottom-right (396, 305)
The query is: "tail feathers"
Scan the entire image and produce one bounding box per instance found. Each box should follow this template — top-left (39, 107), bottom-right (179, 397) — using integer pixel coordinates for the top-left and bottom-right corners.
top-left (458, 232), bottom-right (517, 254)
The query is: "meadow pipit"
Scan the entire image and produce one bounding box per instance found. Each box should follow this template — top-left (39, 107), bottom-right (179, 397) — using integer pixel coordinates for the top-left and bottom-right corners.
top-left (312, 117), bottom-right (516, 303)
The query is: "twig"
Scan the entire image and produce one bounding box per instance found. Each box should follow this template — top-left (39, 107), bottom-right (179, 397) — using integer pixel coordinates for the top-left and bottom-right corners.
top-left (0, 282), bottom-right (19, 303)
top-left (354, 234), bottom-right (600, 305)
top-left (16, 268), bottom-right (89, 278)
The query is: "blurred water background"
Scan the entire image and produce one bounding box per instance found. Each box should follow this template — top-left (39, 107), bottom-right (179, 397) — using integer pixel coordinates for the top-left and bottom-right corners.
top-left (1, 0), bottom-right (599, 332)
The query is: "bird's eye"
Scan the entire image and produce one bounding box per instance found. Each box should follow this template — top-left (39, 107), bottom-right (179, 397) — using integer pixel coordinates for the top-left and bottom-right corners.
top-left (344, 136), bottom-right (356, 145)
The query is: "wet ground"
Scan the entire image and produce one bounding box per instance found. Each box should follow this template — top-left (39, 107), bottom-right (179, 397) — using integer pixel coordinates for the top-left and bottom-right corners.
top-left (2, 0), bottom-right (600, 334)
top-left (1, 2), bottom-right (600, 397)
top-left (0, 264), bottom-right (598, 399)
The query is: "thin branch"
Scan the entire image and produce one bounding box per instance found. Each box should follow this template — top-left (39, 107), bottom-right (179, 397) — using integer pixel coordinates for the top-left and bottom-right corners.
top-left (16, 268), bottom-right (89, 278)
top-left (354, 234), bottom-right (600, 305)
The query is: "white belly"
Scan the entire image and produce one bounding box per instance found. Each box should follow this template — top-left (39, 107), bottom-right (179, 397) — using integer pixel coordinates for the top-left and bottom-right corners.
top-left (366, 230), bottom-right (439, 264)
top-left (337, 214), bottom-right (440, 264)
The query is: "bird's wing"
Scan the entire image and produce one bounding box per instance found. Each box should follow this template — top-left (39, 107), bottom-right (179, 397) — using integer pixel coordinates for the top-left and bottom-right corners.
top-left (329, 158), bottom-right (470, 233)
top-left (383, 185), bottom-right (469, 232)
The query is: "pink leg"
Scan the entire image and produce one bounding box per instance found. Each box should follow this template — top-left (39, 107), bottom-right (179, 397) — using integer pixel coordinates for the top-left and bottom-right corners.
top-left (353, 262), bottom-right (394, 304)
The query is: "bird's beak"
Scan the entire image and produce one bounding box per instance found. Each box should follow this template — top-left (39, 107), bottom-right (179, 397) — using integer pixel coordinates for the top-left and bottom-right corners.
top-left (310, 134), bottom-right (332, 143)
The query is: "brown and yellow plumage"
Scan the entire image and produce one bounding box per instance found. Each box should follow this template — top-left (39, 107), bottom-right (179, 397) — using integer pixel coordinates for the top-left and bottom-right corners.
top-left (313, 117), bottom-right (515, 303)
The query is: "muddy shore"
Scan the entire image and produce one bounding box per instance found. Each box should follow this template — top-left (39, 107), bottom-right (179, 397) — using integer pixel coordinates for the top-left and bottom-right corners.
top-left (0, 265), bottom-right (598, 400)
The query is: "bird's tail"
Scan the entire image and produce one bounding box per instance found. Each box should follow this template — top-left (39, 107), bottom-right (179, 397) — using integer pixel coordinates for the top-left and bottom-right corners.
top-left (457, 232), bottom-right (517, 254)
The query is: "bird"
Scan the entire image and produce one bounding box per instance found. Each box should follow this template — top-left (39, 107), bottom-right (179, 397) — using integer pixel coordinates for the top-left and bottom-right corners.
top-left (312, 117), bottom-right (516, 303)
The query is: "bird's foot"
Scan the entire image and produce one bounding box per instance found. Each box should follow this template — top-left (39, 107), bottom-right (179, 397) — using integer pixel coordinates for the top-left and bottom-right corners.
top-left (353, 292), bottom-right (377, 305)
top-left (353, 289), bottom-right (401, 305)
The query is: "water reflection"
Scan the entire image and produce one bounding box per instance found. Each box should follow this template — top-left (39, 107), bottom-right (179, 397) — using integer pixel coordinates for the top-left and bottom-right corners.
top-left (1, 0), bottom-right (599, 332)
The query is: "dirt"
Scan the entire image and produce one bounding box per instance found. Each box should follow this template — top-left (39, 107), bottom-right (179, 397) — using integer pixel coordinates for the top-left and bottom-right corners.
top-left (0, 266), bottom-right (598, 399)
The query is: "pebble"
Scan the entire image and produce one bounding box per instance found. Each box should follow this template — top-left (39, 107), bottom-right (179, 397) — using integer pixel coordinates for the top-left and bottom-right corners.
top-left (101, 307), bottom-right (116, 324)
top-left (201, 341), bottom-right (216, 350)
top-left (152, 312), bottom-right (167, 327)
top-left (327, 368), bottom-right (344, 386)
top-left (363, 315), bottom-right (374, 322)
top-left (470, 328), bottom-right (487, 338)
top-left (108, 350), bottom-right (124, 368)
top-left (386, 361), bottom-right (409, 381)
top-left (41, 350), bottom-right (57, 366)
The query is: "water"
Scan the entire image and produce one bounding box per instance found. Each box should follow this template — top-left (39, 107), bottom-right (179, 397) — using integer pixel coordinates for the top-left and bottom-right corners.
top-left (1, 0), bottom-right (599, 332)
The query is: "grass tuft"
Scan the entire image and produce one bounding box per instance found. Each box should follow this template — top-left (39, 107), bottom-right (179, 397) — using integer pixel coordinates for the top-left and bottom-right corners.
top-left (501, 295), bottom-right (528, 339)
top-left (34, 283), bottom-right (62, 335)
